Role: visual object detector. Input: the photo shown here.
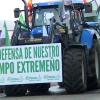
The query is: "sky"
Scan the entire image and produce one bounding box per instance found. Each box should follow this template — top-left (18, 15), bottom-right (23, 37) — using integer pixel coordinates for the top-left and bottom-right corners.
top-left (0, 0), bottom-right (60, 20)
top-left (0, 0), bottom-right (100, 20)
top-left (0, 0), bottom-right (24, 20)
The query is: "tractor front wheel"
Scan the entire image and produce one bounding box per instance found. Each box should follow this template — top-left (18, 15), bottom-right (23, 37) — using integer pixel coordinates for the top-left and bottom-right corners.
top-left (63, 47), bottom-right (87, 93)
top-left (87, 39), bottom-right (100, 90)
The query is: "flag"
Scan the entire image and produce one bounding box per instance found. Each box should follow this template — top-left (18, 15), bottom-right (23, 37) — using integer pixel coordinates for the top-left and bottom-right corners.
top-left (19, 14), bottom-right (28, 30)
top-left (1, 21), bottom-right (11, 46)
top-left (83, 0), bottom-right (92, 3)
top-left (19, 14), bottom-right (25, 25)
top-left (27, 0), bottom-right (33, 10)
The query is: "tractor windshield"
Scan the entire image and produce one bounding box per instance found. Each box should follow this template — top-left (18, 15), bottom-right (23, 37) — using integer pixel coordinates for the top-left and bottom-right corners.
top-left (34, 8), bottom-right (59, 26)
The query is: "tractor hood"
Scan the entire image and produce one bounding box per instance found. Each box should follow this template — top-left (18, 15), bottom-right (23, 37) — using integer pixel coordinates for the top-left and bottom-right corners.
top-left (31, 27), bottom-right (43, 35)
top-left (31, 26), bottom-right (48, 38)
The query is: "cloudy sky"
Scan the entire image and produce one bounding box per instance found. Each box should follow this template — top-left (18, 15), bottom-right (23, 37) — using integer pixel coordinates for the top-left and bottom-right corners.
top-left (0, 0), bottom-right (100, 20)
top-left (0, 0), bottom-right (24, 20)
top-left (0, 0), bottom-right (57, 20)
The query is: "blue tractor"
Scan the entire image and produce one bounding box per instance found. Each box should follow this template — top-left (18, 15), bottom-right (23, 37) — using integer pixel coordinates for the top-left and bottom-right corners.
top-left (5, 0), bottom-right (100, 96)
top-left (50, 0), bottom-right (100, 93)
top-left (4, 0), bottom-right (62, 96)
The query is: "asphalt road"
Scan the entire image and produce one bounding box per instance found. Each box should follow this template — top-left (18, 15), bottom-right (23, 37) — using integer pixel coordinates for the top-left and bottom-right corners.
top-left (0, 85), bottom-right (100, 100)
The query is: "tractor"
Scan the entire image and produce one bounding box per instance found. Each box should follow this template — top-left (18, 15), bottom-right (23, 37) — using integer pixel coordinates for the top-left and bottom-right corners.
top-left (50, 0), bottom-right (100, 93)
top-left (4, 0), bottom-right (62, 96)
top-left (3, 0), bottom-right (100, 96)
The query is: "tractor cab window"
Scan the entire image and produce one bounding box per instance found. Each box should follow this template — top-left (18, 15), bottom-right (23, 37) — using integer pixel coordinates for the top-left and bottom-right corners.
top-left (34, 8), bottom-right (59, 26)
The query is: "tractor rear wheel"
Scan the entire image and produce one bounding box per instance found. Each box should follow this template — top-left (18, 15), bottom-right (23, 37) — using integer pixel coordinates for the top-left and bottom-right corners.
top-left (87, 39), bottom-right (100, 90)
top-left (63, 47), bottom-right (87, 93)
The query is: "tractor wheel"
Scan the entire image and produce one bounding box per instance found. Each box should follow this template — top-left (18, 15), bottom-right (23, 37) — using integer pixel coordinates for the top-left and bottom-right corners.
top-left (27, 83), bottom-right (50, 95)
top-left (4, 85), bottom-right (27, 96)
top-left (87, 39), bottom-right (100, 90)
top-left (63, 48), bottom-right (87, 93)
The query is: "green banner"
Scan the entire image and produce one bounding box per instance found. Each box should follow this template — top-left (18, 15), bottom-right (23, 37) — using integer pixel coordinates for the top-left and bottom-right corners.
top-left (0, 43), bottom-right (62, 85)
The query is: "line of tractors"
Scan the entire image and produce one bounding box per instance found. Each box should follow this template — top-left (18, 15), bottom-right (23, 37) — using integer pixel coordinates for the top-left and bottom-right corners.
top-left (1, 0), bottom-right (100, 96)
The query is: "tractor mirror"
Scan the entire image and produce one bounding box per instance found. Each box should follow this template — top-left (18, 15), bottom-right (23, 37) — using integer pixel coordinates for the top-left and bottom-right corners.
top-left (14, 8), bottom-right (20, 18)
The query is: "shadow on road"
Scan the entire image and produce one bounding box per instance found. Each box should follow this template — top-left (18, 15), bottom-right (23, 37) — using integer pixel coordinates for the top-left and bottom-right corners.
top-left (0, 84), bottom-right (100, 97)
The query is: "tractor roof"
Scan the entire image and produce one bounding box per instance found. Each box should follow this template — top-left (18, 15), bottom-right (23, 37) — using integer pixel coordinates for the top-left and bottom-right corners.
top-left (33, 1), bottom-right (63, 8)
